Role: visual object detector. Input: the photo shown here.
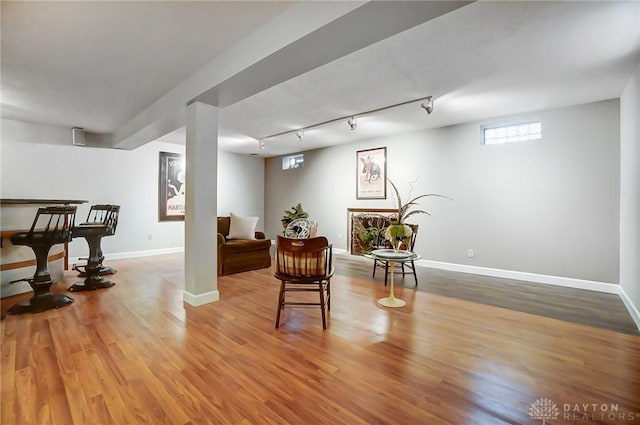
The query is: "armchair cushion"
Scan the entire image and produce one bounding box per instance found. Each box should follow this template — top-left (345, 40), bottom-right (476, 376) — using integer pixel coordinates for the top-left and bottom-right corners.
top-left (228, 212), bottom-right (258, 240)
top-left (221, 239), bottom-right (271, 253)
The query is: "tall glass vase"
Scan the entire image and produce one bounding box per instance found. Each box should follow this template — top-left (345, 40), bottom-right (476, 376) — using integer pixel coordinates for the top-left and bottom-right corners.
top-left (393, 238), bottom-right (402, 253)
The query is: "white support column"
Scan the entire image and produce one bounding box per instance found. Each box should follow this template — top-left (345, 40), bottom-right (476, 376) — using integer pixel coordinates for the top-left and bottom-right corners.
top-left (184, 102), bottom-right (219, 306)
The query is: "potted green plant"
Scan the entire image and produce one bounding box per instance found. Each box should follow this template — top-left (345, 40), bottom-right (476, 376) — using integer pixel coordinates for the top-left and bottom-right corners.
top-left (385, 179), bottom-right (451, 250)
top-left (281, 203), bottom-right (309, 233)
top-left (358, 225), bottom-right (380, 253)
top-left (384, 222), bottom-right (413, 252)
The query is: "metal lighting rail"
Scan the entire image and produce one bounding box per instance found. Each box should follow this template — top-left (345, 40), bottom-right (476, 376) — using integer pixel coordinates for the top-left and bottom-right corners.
top-left (258, 95), bottom-right (433, 141)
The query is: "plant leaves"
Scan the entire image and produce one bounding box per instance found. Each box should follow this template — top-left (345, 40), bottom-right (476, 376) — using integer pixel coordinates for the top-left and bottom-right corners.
top-left (281, 203), bottom-right (309, 229)
top-left (388, 178), bottom-right (452, 223)
top-left (387, 179), bottom-right (402, 208)
top-left (403, 209), bottom-right (432, 220)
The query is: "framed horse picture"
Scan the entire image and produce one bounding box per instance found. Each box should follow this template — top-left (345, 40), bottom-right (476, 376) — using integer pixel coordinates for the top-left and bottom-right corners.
top-left (356, 147), bottom-right (386, 199)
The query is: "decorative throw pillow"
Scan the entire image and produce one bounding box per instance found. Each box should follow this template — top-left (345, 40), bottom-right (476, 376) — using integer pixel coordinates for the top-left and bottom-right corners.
top-left (228, 212), bottom-right (258, 240)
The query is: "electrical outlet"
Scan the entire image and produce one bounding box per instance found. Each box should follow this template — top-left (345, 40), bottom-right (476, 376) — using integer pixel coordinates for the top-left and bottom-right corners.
top-left (338, 233), bottom-right (343, 240)
top-left (468, 249), bottom-right (474, 258)
top-left (148, 234), bottom-right (153, 241)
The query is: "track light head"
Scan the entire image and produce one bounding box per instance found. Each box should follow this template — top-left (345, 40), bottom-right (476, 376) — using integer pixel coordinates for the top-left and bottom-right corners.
top-left (421, 96), bottom-right (433, 115)
top-left (296, 130), bottom-right (304, 141)
top-left (347, 116), bottom-right (357, 130)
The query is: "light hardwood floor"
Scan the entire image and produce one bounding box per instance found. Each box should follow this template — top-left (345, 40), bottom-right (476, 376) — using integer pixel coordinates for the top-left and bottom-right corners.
top-left (340, 254), bottom-right (639, 335)
top-left (2, 253), bottom-right (639, 425)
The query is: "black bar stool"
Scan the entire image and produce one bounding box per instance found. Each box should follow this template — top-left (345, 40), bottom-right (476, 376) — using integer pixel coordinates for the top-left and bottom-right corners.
top-left (8, 206), bottom-right (76, 314)
top-left (75, 205), bottom-right (120, 277)
top-left (70, 205), bottom-right (120, 292)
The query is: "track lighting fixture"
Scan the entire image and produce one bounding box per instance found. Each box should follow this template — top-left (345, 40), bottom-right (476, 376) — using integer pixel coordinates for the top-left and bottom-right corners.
top-left (421, 96), bottom-right (433, 115)
top-left (347, 116), bottom-right (357, 130)
top-left (257, 94), bottom-right (433, 142)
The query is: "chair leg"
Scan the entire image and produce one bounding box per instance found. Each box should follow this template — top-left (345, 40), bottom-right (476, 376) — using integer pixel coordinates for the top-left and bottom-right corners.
top-left (327, 279), bottom-right (331, 311)
top-left (275, 281), bottom-right (285, 328)
top-left (411, 261), bottom-right (418, 286)
top-left (319, 281), bottom-right (327, 329)
top-left (372, 260), bottom-right (377, 278)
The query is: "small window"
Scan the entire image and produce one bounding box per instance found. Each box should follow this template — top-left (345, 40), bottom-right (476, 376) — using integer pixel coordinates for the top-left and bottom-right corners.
top-left (482, 121), bottom-right (541, 145)
top-left (282, 154), bottom-right (304, 170)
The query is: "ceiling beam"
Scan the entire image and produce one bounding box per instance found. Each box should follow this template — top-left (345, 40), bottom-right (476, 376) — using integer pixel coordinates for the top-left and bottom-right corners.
top-left (112, 1), bottom-right (472, 150)
top-left (190, 1), bottom-right (472, 108)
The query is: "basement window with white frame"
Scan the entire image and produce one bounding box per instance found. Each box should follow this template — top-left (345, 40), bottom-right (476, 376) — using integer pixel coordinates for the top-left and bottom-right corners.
top-left (282, 153), bottom-right (304, 170)
top-left (482, 121), bottom-right (542, 145)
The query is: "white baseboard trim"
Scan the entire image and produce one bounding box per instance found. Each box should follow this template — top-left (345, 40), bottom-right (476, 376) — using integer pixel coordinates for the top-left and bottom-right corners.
top-left (68, 246), bottom-right (184, 265)
top-left (65, 247), bottom-right (639, 331)
top-left (337, 251), bottom-right (618, 293)
top-left (618, 285), bottom-right (640, 330)
top-left (415, 259), bottom-right (619, 294)
top-left (183, 289), bottom-right (219, 306)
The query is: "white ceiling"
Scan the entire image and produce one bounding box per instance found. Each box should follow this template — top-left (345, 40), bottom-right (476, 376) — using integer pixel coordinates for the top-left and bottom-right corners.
top-left (1, 1), bottom-right (293, 133)
top-left (2, 1), bottom-right (639, 158)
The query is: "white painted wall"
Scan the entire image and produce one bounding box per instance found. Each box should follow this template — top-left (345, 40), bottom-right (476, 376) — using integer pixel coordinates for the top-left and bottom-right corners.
top-left (217, 151), bottom-right (265, 230)
top-left (0, 119), bottom-right (265, 257)
top-left (620, 64), bottom-right (640, 318)
top-left (1, 132), bottom-right (185, 259)
top-left (265, 100), bottom-right (621, 284)
top-left (2, 95), bottom-right (627, 299)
